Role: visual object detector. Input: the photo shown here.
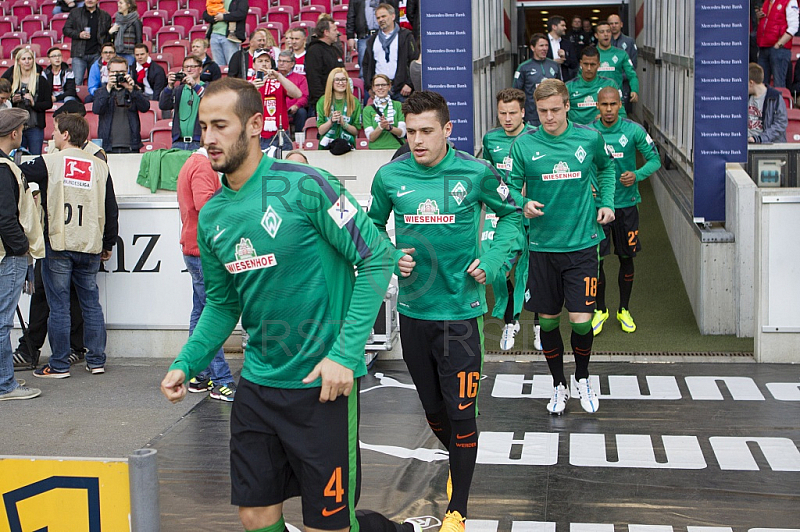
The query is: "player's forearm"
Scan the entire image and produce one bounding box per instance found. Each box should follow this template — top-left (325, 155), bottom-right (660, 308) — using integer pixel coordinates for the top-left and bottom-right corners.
top-left (479, 210), bottom-right (521, 283)
top-left (635, 151), bottom-right (661, 182)
top-left (169, 303), bottom-right (240, 381)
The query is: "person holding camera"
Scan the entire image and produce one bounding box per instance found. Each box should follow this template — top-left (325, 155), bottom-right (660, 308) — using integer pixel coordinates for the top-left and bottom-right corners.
top-left (7, 48), bottom-right (53, 155)
top-left (159, 56), bottom-right (207, 151)
top-left (93, 56), bottom-right (149, 153)
top-left (250, 49), bottom-right (302, 152)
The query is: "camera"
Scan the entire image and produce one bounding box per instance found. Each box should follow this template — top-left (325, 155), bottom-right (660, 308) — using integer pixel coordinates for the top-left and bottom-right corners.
top-left (174, 72), bottom-right (186, 82)
top-left (113, 72), bottom-right (127, 85)
top-left (256, 71), bottom-right (264, 80)
top-left (18, 87), bottom-right (28, 96)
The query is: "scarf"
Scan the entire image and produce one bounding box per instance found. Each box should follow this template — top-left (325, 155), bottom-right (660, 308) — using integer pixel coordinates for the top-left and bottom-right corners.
top-left (136, 61), bottom-right (150, 84)
top-left (372, 96), bottom-right (395, 124)
top-left (320, 100), bottom-right (354, 147)
top-left (377, 25), bottom-right (399, 63)
top-left (261, 79), bottom-right (286, 135)
top-left (114, 11), bottom-right (140, 52)
top-left (100, 62), bottom-right (109, 84)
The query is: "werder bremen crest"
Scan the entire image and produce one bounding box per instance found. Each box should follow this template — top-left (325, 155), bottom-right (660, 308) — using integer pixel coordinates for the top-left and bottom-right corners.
top-left (261, 205), bottom-right (282, 238)
top-left (235, 238), bottom-right (257, 260)
top-left (575, 146), bottom-right (587, 163)
top-left (619, 134), bottom-right (629, 147)
top-left (418, 199), bottom-right (439, 215)
top-left (450, 182), bottom-right (467, 205)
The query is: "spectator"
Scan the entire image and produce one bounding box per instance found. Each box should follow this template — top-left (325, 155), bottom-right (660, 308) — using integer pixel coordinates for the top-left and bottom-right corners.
top-left (160, 56), bottom-right (206, 150)
top-left (316, 67), bottom-right (362, 150)
top-left (21, 113), bottom-right (118, 379)
top-left (547, 15), bottom-right (578, 81)
top-left (346, 0), bottom-right (398, 74)
top-left (176, 147), bottom-right (237, 401)
top-left (748, 62), bottom-right (788, 143)
top-left (306, 19), bottom-right (345, 112)
top-left (43, 47), bottom-right (79, 104)
top-left (8, 49), bottom-right (53, 155)
top-left (93, 56), bottom-right (149, 153)
top-left (362, 73), bottom-right (405, 149)
top-left (228, 29), bottom-right (272, 81)
top-left (0, 79), bottom-right (11, 109)
top-left (397, 0), bottom-right (419, 41)
top-left (131, 43), bottom-right (167, 101)
top-left (202, 0), bottom-right (247, 67)
top-left (45, 103), bottom-right (104, 156)
top-left (284, 28), bottom-right (307, 75)
top-left (86, 42), bottom-right (116, 103)
top-left (513, 33), bottom-right (561, 126)
top-left (0, 108), bottom-right (44, 401)
top-left (251, 49), bottom-right (301, 151)
top-left (107, 0), bottom-right (142, 66)
top-left (54, 0), bottom-right (84, 14)
top-left (276, 50), bottom-right (309, 134)
top-left (756, 0), bottom-right (799, 88)
top-left (191, 38), bottom-right (222, 83)
top-left (63, 0), bottom-right (113, 86)
top-left (361, 3), bottom-right (418, 102)
top-left (568, 14), bottom-right (588, 56)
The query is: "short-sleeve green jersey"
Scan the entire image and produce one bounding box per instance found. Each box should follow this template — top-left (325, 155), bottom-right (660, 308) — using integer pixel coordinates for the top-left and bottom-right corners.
top-left (169, 155), bottom-right (393, 388)
top-left (597, 45), bottom-right (640, 93)
top-left (368, 147), bottom-right (522, 320)
top-left (566, 75), bottom-right (626, 125)
top-left (362, 101), bottom-right (405, 150)
top-left (591, 117), bottom-right (661, 208)
top-left (482, 124), bottom-right (536, 190)
top-left (509, 122), bottom-right (615, 252)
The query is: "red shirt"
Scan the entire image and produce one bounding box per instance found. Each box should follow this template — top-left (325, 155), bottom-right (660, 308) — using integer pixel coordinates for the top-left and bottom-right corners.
top-left (177, 151), bottom-right (221, 257)
top-left (259, 80), bottom-right (289, 139)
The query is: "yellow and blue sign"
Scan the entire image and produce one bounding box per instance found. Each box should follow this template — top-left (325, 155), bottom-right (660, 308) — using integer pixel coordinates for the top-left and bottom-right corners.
top-left (0, 456), bottom-right (130, 532)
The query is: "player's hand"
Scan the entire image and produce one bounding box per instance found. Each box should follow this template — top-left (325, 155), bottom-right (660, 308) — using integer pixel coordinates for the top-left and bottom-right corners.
top-left (630, 91), bottom-right (639, 103)
top-left (597, 207), bottom-right (615, 224)
top-left (620, 171), bottom-right (636, 187)
top-left (523, 200), bottom-right (545, 218)
top-left (303, 358), bottom-right (354, 402)
top-left (398, 247), bottom-right (416, 277)
top-left (161, 369), bottom-right (187, 403)
top-left (466, 258), bottom-right (486, 284)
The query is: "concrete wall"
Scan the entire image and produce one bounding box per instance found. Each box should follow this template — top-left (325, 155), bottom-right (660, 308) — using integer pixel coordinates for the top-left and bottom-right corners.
top-left (725, 164), bottom-right (757, 338)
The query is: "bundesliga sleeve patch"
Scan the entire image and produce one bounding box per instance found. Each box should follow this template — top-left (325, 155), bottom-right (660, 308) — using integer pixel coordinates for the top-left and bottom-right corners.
top-left (327, 195), bottom-right (358, 229)
top-left (63, 157), bottom-right (93, 189)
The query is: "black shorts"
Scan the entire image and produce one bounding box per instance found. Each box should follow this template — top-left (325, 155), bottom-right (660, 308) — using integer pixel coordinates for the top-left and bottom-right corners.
top-left (599, 206), bottom-right (641, 258)
top-left (524, 246), bottom-right (599, 315)
top-left (399, 315), bottom-right (484, 420)
top-left (230, 377), bottom-right (360, 529)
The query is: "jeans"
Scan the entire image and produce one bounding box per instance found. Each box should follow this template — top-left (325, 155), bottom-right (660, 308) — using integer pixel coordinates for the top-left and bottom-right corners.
top-left (0, 255), bottom-right (28, 394)
top-left (120, 53), bottom-right (135, 67)
top-left (758, 46), bottom-right (791, 88)
top-left (22, 126), bottom-right (44, 155)
top-left (72, 53), bottom-right (100, 86)
top-left (41, 248), bottom-right (107, 372)
top-left (172, 140), bottom-right (201, 151)
top-left (289, 106), bottom-right (308, 135)
top-left (183, 255), bottom-right (233, 384)
top-left (357, 37), bottom-right (369, 78)
top-left (209, 33), bottom-right (239, 67)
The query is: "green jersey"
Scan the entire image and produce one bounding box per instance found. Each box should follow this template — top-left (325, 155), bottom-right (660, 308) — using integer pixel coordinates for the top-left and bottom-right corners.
top-left (169, 155), bottom-right (393, 388)
top-left (369, 147), bottom-right (522, 320)
top-left (362, 100), bottom-right (405, 150)
top-left (510, 122), bottom-right (615, 252)
top-left (316, 97), bottom-right (363, 148)
top-left (566, 75), bottom-right (626, 125)
top-left (482, 124), bottom-right (536, 190)
top-left (597, 45), bottom-right (639, 94)
top-left (591, 117), bottom-right (661, 208)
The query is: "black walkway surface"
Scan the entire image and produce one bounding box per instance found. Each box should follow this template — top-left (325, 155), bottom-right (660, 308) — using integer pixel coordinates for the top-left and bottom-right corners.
top-left (154, 359), bottom-right (800, 530)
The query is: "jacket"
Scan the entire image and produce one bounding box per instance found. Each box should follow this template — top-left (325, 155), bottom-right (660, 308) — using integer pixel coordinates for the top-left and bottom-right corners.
top-left (203, 0), bottom-right (248, 43)
top-left (43, 66), bottom-right (79, 103)
top-left (752, 86), bottom-right (788, 143)
top-left (137, 149), bottom-right (193, 192)
top-left (131, 61), bottom-right (167, 101)
top-left (286, 71), bottom-right (308, 110)
top-left (5, 71), bottom-right (53, 130)
top-left (757, 0), bottom-right (796, 48)
top-left (305, 38), bottom-right (344, 110)
top-left (158, 82), bottom-right (205, 143)
top-left (361, 27), bottom-right (418, 95)
top-left (0, 153), bottom-right (43, 258)
top-left (611, 33), bottom-right (638, 69)
top-left (63, 6), bottom-right (112, 58)
top-left (92, 85), bottom-right (150, 151)
top-left (200, 55), bottom-right (222, 83)
top-left (346, 0), bottom-right (399, 39)
top-left (547, 35), bottom-right (578, 81)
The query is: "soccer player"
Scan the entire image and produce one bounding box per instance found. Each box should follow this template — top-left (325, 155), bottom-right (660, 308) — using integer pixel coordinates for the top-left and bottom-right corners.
top-left (481, 87), bottom-right (539, 351)
top-left (160, 77), bottom-right (409, 532)
top-left (509, 78), bottom-right (615, 415)
top-left (566, 46), bottom-right (625, 125)
top-left (590, 87), bottom-right (661, 334)
top-left (594, 22), bottom-right (639, 104)
top-left (368, 91), bottom-right (522, 530)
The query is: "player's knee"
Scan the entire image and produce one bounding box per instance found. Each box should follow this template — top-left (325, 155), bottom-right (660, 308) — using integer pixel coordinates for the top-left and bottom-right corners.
top-left (539, 316), bottom-right (560, 332)
top-left (239, 508), bottom-right (284, 532)
top-left (570, 320), bottom-right (592, 336)
top-left (451, 417), bottom-right (478, 448)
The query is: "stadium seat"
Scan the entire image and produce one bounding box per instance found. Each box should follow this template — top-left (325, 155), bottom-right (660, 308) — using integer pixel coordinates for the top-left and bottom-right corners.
top-left (302, 139), bottom-right (318, 150)
top-left (246, 8), bottom-right (261, 32)
top-left (58, 41), bottom-right (69, 60)
top-left (152, 51), bottom-right (173, 72)
top-left (302, 116), bottom-right (317, 139)
top-left (266, 5), bottom-right (292, 29)
top-left (1, 31), bottom-right (26, 58)
top-left (257, 21), bottom-right (282, 44)
top-left (786, 119), bottom-right (800, 142)
top-left (139, 109), bottom-right (157, 140)
top-left (156, 26), bottom-right (186, 48)
top-left (288, 20), bottom-right (313, 32)
top-left (44, 107), bottom-right (55, 139)
top-left (0, 58), bottom-right (11, 68)
top-left (19, 42), bottom-right (40, 56)
top-left (345, 61), bottom-right (359, 77)
top-left (85, 112), bottom-right (99, 140)
top-left (172, 8), bottom-right (198, 32)
top-left (299, 5), bottom-right (325, 22)
top-left (21, 13), bottom-right (45, 34)
top-left (161, 40), bottom-right (189, 61)
top-left (779, 87), bottom-right (793, 109)
top-left (39, 0), bottom-right (58, 18)
top-left (355, 138), bottom-right (368, 150)
top-left (142, 10), bottom-right (168, 36)
top-left (188, 23), bottom-right (208, 43)
top-left (10, 0), bottom-right (34, 20)
top-left (331, 4), bottom-right (347, 23)
top-left (98, 0), bottom-right (117, 13)
top-left (186, 0), bottom-right (204, 15)
top-left (36, 55), bottom-right (47, 66)
top-left (351, 77), bottom-right (364, 101)
top-left (150, 124), bottom-right (173, 148)
top-left (278, 0), bottom-right (301, 15)
top-left (48, 12), bottom-right (68, 33)
top-left (0, 15), bottom-right (18, 34)
top-left (30, 29), bottom-right (56, 51)
top-left (157, 0), bottom-right (182, 12)
top-left (307, 0), bottom-right (331, 12)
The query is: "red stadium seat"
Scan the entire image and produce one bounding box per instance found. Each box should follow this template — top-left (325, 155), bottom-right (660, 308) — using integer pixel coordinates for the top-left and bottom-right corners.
top-left (299, 5), bottom-right (325, 22)
top-left (10, 0), bottom-right (34, 20)
top-left (257, 21), bottom-right (282, 44)
top-left (0, 57), bottom-right (12, 68)
top-left (39, 0), bottom-right (57, 17)
top-left (141, 10), bottom-right (168, 36)
top-left (30, 28), bottom-right (55, 50)
top-left (188, 23), bottom-right (208, 43)
top-left (307, 0), bottom-right (331, 12)
top-left (157, 0), bottom-right (182, 12)
top-left (288, 20), bottom-right (313, 32)
top-left (48, 12), bottom-right (68, 33)
top-left (786, 119), bottom-right (800, 142)
top-left (156, 26), bottom-right (186, 49)
top-left (302, 139), bottom-right (318, 150)
top-left (355, 138), bottom-right (368, 150)
top-left (36, 55), bottom-right (47, 66)
top-left (150, 125), bottom-right (173, 148)
top-left (303, 116), bottom-right (317, 139)
top-left (98, 0), bottom-right (117, 13)
top-left (172, 8), bottom-right (198, 32)
top-left (21, 13), bottom-right (45, 34)
top-left (161, 40), bottom-right (189, 61)
top-left (58, 41), bottom-right (69, 60)
top-left (152, 51), bottom-right (173, 72)
top-left (788, 108), bottom-right (800, 121)
top-left (278, 0), bottom-right (301, 16)
top-left (778, 87), bottom-right (793, 109)
top-left (331, 4), bottom-right (347, 23)
top-left (139, 108), bottom-right (157, 140)
top-left (186, 0), bottom-right (204, 14)
top-left (1, 31), bottom-right (26, 58)
top-left (0, 15), bottom-right (19, 34)
top-left (351, 77), bottom-right (364, 100)
top-left (246, 7), bottom-right (261, 32)
top-left (266, 5), bottom-right (292, 29)
top-left (85, 111), bottom-right (99, 140)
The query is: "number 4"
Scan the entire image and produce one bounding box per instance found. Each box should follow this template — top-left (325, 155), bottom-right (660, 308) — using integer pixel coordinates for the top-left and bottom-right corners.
top-left (324, 467), bottom-right (344, 503)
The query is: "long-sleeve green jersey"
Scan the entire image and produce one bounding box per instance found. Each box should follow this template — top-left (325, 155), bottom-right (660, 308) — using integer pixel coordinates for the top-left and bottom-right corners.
top-left (590, 117), bottom-right (661, 208)
top-left (566, 75), bottom-right (626, 125)
top-left (597, 45), bottom-right (640, 93)
top-left (368, 147), bottom-right (522, 320)
top-left (169, 155), bottom-right (393, 388)
top-left (509, 122), bottom-right (615, 253)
